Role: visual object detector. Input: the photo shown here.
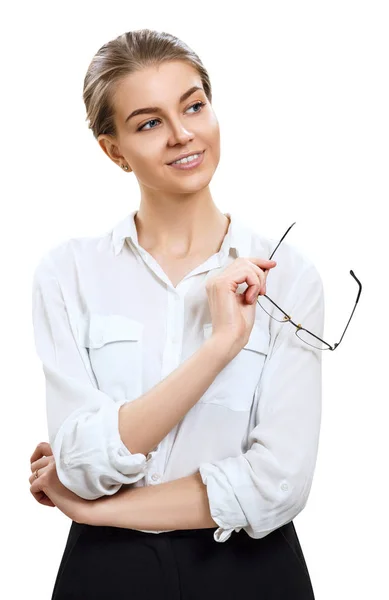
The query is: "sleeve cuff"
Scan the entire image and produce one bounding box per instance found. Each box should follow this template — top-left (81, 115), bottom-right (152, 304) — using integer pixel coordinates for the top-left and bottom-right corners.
top-left (53, 399), bottom-right (160, 499)
top-left (109, 399), bottom-right (159, 475)
top-left (199, 462), bottom-right (247, 543)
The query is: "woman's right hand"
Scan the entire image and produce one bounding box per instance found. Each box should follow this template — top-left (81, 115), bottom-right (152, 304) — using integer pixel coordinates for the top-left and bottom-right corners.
top-left (30, 442), bottom-right (56, 507)
top-left (205, 256), bottom-right (277, 354)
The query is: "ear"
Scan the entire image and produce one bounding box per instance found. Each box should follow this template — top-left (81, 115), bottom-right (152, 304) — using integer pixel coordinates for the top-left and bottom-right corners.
top-left (97, 134), bottom-right (131, 172)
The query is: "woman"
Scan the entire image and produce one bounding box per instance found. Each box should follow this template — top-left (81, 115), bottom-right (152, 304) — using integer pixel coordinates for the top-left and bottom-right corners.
top-left (29, 29), bottom-right (324, 599)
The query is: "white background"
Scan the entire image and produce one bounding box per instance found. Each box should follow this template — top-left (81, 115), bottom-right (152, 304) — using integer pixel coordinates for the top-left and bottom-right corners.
top-left (1, 1), bottom-right (387, 598)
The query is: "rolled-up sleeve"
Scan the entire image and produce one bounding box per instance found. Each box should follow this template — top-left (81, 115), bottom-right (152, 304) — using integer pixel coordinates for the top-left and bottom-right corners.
top-left (199, 261), bottom-right (325, 542)
top-left (32, 253), bottom-right (154, 500)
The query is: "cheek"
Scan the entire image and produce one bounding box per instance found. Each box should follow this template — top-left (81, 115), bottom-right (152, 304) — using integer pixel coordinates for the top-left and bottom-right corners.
top-left (207, 131), bottom-right (221, 168)
top-left (131, 147), bottom-right (162, 176)
top-left (208, 110), bottom-right (220, 134)
top-left (205, 115), bottom-right (220, 155)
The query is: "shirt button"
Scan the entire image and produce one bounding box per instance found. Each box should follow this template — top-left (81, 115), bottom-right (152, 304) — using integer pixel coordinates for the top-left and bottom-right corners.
top-left (281, 483), bottom-right (289, 491)
top-left (64, 456), bottom-right (71, 466)
top-left (151, 473), bottom-right (160, 481)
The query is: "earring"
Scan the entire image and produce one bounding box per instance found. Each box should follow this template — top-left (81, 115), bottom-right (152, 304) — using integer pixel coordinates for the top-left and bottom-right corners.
top-left (121, 164), bottom-right (129, 171)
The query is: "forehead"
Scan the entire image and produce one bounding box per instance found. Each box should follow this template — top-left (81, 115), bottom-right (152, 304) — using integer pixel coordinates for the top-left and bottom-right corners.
top-left (113, 61), bottom-right (202, 116)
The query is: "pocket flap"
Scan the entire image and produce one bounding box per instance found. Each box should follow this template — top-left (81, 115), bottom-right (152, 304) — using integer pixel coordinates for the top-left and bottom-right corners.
top-left (244, 322), bottom-right (269, 354)
top-left (78, 314), bottom-right (143, 349)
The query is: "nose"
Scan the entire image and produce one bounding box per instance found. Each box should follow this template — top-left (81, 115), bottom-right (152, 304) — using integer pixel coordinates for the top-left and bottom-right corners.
top-left (168, 119), bottom-right (194, 146)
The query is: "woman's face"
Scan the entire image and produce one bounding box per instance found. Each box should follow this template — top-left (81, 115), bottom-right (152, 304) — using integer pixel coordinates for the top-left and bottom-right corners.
top-left (98, 60), bottom-right (220, 195)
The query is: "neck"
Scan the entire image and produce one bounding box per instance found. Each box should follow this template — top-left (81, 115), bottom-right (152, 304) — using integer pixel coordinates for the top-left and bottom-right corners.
top-left (134, 196), bottom-right (229, 258)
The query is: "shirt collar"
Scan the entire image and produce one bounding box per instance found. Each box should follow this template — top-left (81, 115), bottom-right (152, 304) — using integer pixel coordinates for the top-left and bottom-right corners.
top-left (111, 210), bottom-right (252, 259)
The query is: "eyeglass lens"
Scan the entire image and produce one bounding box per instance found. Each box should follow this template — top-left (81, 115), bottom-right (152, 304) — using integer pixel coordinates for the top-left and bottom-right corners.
top-left (257, 294), bottom-right (329, 350)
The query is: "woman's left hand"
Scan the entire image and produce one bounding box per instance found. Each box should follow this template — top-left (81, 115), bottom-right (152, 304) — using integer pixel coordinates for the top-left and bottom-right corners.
top-left (29, 442), bottom-right (91, 524)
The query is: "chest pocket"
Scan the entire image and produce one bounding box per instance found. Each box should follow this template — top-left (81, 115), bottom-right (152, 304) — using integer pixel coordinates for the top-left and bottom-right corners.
top-left (201, 320), bottom-right (270, 411)
top-left (77, 314), bottom-right (143, 403)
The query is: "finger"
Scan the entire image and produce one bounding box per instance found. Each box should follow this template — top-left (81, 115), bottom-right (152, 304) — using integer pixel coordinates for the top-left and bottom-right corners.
top-left (29, 462), bottom-right (50, 486)
top-left (30, 442), bottom-right (53, 464)
top-left (247, 260), bottom-right (276, 293)
top-left (29, 472), bottom-right (38, 485)
top-left (39, 497), bottom-right (56, 507)
top-left (244, 267), bottom-right (264, 294)
top-left (247, 264), bottom-right (268, 296)
top-left (31, 490), bottom-right (56, 507)
top-left (241, 271), bottom-right (263, 304)
top-left (247, 258), bottom-right (277, 269)
top-left (30, 474), bottom-right (47, 495)
top-left (30, 455), bottom-right (50, 473)
top-left (256, 264), bottom-right (273, 292)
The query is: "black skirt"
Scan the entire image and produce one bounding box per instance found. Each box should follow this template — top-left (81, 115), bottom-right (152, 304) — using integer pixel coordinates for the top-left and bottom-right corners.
top-left (51, 519), bottom-right (315, 599)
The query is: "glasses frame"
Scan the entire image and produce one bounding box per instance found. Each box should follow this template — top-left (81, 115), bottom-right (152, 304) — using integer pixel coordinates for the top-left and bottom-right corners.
top-left (257, 222), bottom-right (362, 351)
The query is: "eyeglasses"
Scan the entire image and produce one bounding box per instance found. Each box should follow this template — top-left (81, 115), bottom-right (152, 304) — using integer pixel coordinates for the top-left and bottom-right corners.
top-left (257, 222), bottom-right (362, 351)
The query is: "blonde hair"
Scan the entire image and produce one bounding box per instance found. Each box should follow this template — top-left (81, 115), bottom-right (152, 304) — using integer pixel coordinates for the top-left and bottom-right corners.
top-left (83, 29), bottom-right (213, 139)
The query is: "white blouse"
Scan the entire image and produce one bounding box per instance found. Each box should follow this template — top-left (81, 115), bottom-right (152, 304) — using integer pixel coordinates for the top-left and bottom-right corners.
top-left (31, 209), bottom-right (325, 543)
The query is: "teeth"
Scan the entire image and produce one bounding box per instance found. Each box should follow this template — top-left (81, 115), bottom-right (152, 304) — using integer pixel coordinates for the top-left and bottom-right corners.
top-left (172, 153), bottom-right (201, 165)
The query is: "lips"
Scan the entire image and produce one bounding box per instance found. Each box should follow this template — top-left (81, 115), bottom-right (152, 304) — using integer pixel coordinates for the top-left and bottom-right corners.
top-left (167, 150), bottom-right (204, 165)
top-left (168, 150), bottom-right (205, 170)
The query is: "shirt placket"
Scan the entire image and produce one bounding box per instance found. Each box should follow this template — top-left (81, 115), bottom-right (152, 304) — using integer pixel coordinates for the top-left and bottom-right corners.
top-left (128, 239), bottom-right (227, 487)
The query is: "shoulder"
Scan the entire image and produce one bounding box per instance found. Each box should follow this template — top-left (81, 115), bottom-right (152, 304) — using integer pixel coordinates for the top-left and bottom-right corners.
top-left (249, 222), bottom-right (318, 271)
top-left (248, 224), bottom-right (323, 299)
top-left (32, 231), bottom-right (112, 283)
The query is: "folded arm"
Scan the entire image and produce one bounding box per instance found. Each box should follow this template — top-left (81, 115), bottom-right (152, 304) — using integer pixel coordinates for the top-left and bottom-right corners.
top-left (80, 262), bottom-right (324, 542)
top-left (32, 252), bottom-right (156, 500)
top-left (32, 250), bottom-right (234, 502)
top-left (85, 470), bottom-right (218, 531)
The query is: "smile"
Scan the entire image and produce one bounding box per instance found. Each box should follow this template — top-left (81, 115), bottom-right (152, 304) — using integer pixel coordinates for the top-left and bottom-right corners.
top-left (168, 151), bottom-right (205, 170)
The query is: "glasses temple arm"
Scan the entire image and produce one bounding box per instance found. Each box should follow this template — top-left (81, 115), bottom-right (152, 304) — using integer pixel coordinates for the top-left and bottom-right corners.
top-left (333, 270), bottom-right (362, 349)
top-left (268, 222), bottom-right (296, 260)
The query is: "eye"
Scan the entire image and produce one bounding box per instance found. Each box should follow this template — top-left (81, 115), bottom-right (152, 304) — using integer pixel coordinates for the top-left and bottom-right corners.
top-left (187, 101), bottom-right (205, 114)
top-left (137, 118), bottom-right (160, 132)
top-left (137, 101), bottom-right (206, 132)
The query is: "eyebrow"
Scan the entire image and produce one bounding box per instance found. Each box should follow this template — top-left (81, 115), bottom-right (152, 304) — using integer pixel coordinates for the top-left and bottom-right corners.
top-left (124, 85), bottom-right (204, 124)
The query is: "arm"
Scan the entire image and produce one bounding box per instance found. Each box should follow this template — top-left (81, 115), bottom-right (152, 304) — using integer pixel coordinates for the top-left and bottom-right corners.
top-left (118, 334), bottom-right (238, 458)
top-left (86, 470), bottom-right (218, 530)
top-left (32, 250), bottom-right (238, 502)
top-left (32, 252), bottom-right (158, 500)
top-left (197, 262), bottom-right (325, 542)
top-left (84, 262), bottom-right (324, 538)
